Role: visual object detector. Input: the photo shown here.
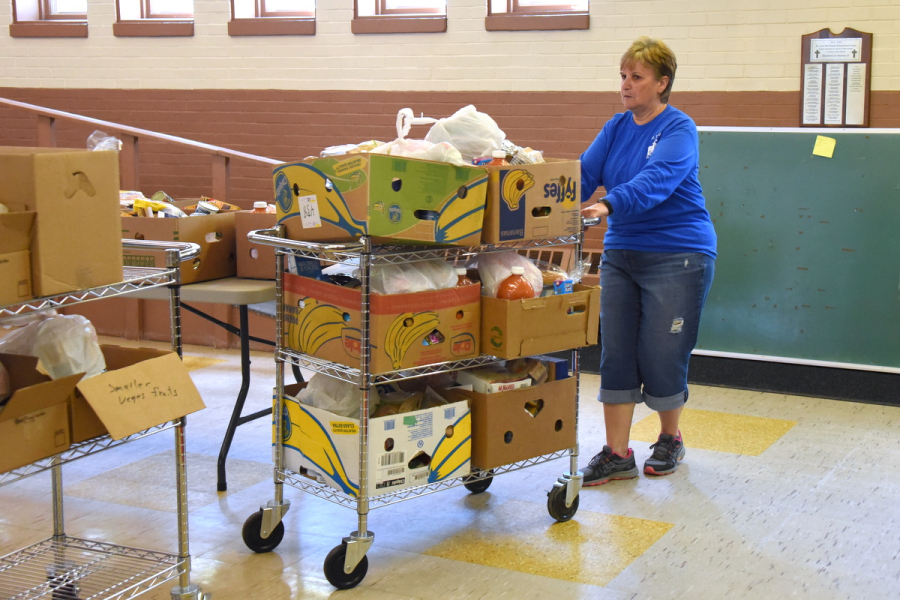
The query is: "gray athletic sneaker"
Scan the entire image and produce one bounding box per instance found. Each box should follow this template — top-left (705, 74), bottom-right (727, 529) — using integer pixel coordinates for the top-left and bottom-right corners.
top-left (582, 445), bottom-right (639, 486)
top-left (643, 432), bottom-right (685, 476)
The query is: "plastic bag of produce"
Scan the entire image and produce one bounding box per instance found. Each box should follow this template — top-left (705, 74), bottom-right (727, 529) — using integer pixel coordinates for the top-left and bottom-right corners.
top-left (363, 259), bottom-right (457, 295)
top-left (298, 373), bottom-right (378, 420)
top-left (425, 105), bottom-right (506, 163)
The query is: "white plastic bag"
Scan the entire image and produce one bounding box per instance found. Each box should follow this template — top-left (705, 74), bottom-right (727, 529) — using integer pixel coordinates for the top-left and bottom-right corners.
top-left (476, 251), bottom-right (542, 298)
top-left (370, 108), bottom-right (467, 166)
top-left (425, 105), bottom-right (506, 163)
top-left (298, 373), bottom-right (377, 419)
top-left (362, 259), bottom-right (458, 295)
top-left (86, 129), bottom-right (122, 152)
top-left (0, 314), bottom-right (106, 380)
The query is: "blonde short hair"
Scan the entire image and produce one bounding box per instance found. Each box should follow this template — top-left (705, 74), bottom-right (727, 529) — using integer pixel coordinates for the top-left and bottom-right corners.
top-left (621, 37), bottom-right (677, 103)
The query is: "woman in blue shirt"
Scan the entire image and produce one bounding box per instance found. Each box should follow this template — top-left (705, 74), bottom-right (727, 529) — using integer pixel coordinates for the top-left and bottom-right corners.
top-left (580, 37), bottom-right (717, 484)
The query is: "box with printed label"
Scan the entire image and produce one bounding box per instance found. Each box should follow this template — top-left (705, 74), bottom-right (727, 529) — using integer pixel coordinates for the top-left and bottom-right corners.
top-left (440, 377), bottom-right (576, 470)
top-left (482, 284), bottom-right (600, 359)
top-left (283, 273), bottom-right (480, 374)
top-left (279, 382), bottom-right (471, 497)
top-left (235, 211), bottom-right (277, 279)
top-left (0, 211), bottom-right (35, 306)
top-left (482, 159), bottom-right (581, 244)
top-left (121, 200), bottom-right (237, 285)
top-left (273, 154), bottom-right (488, 246)
top-left (0, 147), bottom-right (123, 297)
top-left (0, 353), bottom-right (80, 473)
top-left (455, 367), bottom-right (532, 394)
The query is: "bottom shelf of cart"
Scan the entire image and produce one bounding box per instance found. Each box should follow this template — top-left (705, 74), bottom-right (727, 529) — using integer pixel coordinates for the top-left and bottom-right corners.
top-left (275, 448), bottom-right (573, 510)
top-left (0, 536), bottom-right (185, 600)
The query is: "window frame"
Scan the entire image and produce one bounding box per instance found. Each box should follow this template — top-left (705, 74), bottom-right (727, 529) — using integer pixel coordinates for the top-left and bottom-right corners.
top-left (228, 0), bottom-right (316, 36)
top-left (352, 0), bottom-right (446, 34)
top-left (141, 0), bottom-right (193, 19)
top-left (10, 0), bottom-right (88, 37)
top-left (486, 0), bottom-right (589, 31)
top-left (41, 0), bottom-right (87, 20)
top-left (114, 0), bottom-right (194, 37)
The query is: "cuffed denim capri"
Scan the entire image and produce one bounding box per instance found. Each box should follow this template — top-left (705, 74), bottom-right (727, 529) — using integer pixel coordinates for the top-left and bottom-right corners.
top-left (598, 249), bottom-right (715, 412)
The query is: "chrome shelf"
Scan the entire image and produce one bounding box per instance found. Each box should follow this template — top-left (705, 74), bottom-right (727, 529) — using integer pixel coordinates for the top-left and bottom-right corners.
top-left (0, 266), bottom-right (178, 319)
top-left (249, 227), bottom-right (580, 265)
top-left (278, 348), bottom-right (505, 384)
top-left (0, 422), bottom-right (178, 489)
top-left (0, 536), bottom-right (183, 600)
top-left (277, 449), bottom-right (571, 510)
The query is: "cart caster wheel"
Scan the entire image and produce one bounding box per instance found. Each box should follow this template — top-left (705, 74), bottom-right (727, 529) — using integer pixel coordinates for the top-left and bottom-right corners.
top-left (463, 470), bottom-right (494, 494)
top-left (547, 485), bottom-right (579, 522)
top-left (324, 543), bottom-right (368, 590)
top-left (242, 510), bottom-right (284, 553)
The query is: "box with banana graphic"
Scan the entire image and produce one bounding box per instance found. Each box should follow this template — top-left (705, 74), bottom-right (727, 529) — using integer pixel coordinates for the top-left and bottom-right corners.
top-left (274, 154), bottom-right (489, 246)
top-left (482, 159), bottom-right (582, 243)
top-left (284, 273), bottom-right (481, 374)
top-left (279, 384), bottom-right (472, 498)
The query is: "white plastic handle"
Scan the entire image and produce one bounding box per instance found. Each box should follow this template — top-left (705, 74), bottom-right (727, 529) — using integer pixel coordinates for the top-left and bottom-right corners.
top-left (396, 108), bottom-right (438, 139)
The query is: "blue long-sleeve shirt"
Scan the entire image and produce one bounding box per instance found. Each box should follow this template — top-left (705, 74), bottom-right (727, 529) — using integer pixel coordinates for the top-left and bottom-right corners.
top-left (580, 106), bottom-right (717, 258)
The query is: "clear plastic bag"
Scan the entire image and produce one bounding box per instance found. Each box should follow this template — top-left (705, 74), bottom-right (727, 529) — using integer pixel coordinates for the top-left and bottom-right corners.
top-left (476, 251), bottom-right (542, 298)
top-left (425, 105), bottom-right (506, 164)
top-left (370, 108), bottom-right (467, 166)
top-left (362, 259), bottom-right (458, 295)
top-left (0, 314), bottom-right (106, 380)
top-left (86, 130), bottom-right (122, 152)
top-left (298, 373), bottom-right (378, 419)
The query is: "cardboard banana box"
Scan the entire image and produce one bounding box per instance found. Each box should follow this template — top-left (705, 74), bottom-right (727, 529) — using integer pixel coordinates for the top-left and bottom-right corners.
top-left (482, 158), bottom-right (582, 243)
top-left (283, 273), bottom-right (480, 374)
top-left (279, 383), bottom-right (472, 498)
top-left (273, 154), bottom-right (488, 246)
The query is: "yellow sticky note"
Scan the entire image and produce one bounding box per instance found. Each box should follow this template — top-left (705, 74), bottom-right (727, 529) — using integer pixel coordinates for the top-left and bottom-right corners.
top-left (813, 135), bottom-right (836, 158)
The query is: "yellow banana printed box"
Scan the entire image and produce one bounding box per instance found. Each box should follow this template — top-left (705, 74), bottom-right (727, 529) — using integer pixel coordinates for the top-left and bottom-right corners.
top-left (273, 154), bottom-right (488, 246)
top-left (279, 384), bottom-right (472, 498)
top-left (284, 273), bottom-right (481, 373)
top-left (482, 159), bottom-right (581, 243)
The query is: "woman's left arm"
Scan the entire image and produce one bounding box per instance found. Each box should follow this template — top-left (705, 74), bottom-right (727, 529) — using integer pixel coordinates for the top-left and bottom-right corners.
top-left (605, 122), bottom-right (697, 217)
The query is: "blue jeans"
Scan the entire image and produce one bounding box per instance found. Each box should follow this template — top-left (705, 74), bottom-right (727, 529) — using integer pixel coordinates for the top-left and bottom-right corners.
top-left (598, 250), bottom-right (715, 412)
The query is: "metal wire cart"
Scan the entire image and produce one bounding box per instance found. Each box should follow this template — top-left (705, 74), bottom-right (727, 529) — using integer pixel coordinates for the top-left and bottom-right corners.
top-left (0, 240), bottom-right (209, 600)
top-left (244, 222), bottom-right (597, 589)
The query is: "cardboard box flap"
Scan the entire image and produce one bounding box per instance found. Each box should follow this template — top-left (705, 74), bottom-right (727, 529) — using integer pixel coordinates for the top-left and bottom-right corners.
top-left (0, 371), bottom-right (82, 423)
top-left (0, 211), bottom-right (35, 254)
top-left (75, 352), bottom-right (206, 440)
top-left (100, 345), bottom-right (170, 370)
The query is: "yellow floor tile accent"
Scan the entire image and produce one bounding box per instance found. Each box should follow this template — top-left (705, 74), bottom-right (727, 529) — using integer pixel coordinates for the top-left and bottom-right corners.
top-left (424, 499), bottom-right (673, 586)
top-left (631, 408), bottom-right (796, 456)
top-left (64, 451), bottom-right (270, 512)
top-left (182, 355), bottom-right (227, 372)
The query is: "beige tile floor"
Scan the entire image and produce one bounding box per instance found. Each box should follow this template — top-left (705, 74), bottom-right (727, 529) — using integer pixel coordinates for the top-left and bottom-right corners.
top-left (2, 336), bottom-right (899, 600)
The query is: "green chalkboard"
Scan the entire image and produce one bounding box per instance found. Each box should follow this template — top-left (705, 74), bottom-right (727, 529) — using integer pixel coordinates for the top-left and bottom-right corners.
top-left (696, 129), bottom-right (900, 369)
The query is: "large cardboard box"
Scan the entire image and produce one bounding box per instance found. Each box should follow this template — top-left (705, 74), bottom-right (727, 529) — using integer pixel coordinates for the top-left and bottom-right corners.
top-left (482, 284), bottom-right (600, 359)
top-left (284, 273), bottom-right (480, 373)
top-left (0, 211), bottom-right (35, 306)
top-left (235, 211), bottom-right (277, 280)
top-left (72, 344), bottom-right (207, 441)
top-left (442, 377), bottom-right (577, 470)
top-left (482, 159), bottom-right (581, 243)
top-left (280, 382), bottom-right (471, 497)
top-left (0, 354), bottom-right (80, 473)
top-left (0, 147), bottom-right (124, 297)
top-left (121, 200), bottom-right (237, 284)
top-left (274, 154), bottom-right (488, 246)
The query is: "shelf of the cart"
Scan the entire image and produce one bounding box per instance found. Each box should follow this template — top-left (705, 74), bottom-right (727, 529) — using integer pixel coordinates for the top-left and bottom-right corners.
top-left (0, 421), bottom-right (179, 489)
top-left (0, 536), bottom-right (185, 600)
top-left (277, 348), bottom-right (510, 384)
top-left (276, 448), bottom-right (573, 510)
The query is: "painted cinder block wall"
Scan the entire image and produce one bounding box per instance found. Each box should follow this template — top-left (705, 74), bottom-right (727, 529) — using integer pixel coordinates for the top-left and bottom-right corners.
top-left (1, 0), bottom-right (899, 206)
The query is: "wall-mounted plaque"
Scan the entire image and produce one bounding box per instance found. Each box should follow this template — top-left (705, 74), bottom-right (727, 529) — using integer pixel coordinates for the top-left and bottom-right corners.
top-left (800, 28), bottom-right (872, 127)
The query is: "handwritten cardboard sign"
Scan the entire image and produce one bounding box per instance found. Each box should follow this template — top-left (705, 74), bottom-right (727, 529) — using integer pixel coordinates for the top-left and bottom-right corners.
top-left (76, 349), bottom-right (206, 440)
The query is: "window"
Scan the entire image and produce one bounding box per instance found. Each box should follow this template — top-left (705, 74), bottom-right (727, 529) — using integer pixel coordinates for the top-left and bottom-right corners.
top-left (353, 0), bottom-right (446, 34)
top-left (10, 0), bottom-right (88, 37)
top-left (114, 0), bottom-right (194, 37)
top-left (229, 0), bottom-right (316, 36)
top-left (486, 0), bottom-right (589, 31)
